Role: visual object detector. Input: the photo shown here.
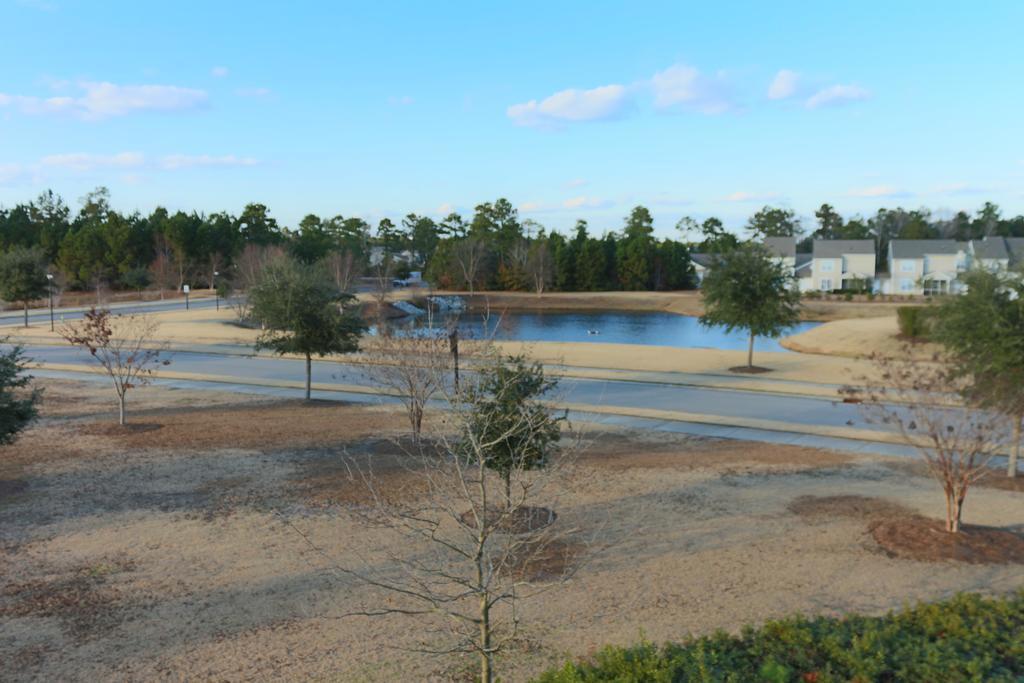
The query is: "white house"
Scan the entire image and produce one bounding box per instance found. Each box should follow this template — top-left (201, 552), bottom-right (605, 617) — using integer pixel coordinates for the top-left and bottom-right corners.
top-left (800, 239), bottom-right (876, 292)
top-left (967, 237), bottom-right (1010, 272)
top-left (886, 240), bottom-right (968, 295)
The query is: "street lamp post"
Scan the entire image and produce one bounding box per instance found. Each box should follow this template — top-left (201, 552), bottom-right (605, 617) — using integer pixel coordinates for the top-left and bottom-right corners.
top-left (213, 271), bottom-right (220, 310)
top-left (46, 274), bottom-right (54, 331)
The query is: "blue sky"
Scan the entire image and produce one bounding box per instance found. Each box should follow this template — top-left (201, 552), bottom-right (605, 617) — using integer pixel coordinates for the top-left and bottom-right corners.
top-left (1, 1), bottom-right (1023, 236)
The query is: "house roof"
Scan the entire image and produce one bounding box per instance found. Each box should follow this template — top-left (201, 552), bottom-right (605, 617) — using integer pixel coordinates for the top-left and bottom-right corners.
top-left (971, 237), bottom-right (1009, 260)
top-left (889, 240), bottom-right (962, 258)
top-left (691, 252), bottom-right (714, 268)
top-left (762, 236), bottom-right (796, 259)
top-left (812, 239), bottom-right (875, 258)
top-left (1005, 238), bottom-right (1024, 264)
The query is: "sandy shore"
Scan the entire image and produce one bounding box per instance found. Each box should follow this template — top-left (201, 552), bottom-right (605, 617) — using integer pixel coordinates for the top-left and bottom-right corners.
top-left (13, 305), bottom-right (886, 391)
top-left (1, 379), bottom-right (1021, 682)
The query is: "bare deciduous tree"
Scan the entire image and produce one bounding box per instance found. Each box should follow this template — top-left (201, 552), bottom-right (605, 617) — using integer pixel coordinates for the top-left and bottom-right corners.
top-left (362, 322), bottom-right (455, 445)
top-left (324, 249), bottom-right (357, 293)
top-left (229, 244), bottom-right (286, 322)
top-left (527, 238), bottom-right (553, 295)
top-left (453, 237), bottom-right (487, 294)
top-left (841, 346), bottom-right (1007, 533)
top-left (371, 256), bottom-right (394, 334)
top-left (60, 308), bottom-right (168, 425)
top-left (285, 354), bottom-right (586, 683)
top-left (149, 233), bottom-right (177, 300)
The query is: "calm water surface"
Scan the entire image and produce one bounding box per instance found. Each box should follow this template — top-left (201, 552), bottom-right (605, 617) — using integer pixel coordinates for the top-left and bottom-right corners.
top-left (392, 310), bottom-right (819, 353)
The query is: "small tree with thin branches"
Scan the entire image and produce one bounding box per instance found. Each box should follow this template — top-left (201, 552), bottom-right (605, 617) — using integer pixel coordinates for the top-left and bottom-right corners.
top-left (287, 351), bottom-right (584, 683)
top-left (60, 309), bottom-right (168, 425)
top-left (363, 320), bottom-right (455, 445)
top-left (841, 346), bottom-right (1007, 533)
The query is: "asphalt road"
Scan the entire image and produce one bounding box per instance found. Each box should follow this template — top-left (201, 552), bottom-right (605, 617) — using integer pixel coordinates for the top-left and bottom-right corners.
top-left (25, 343), bottom-right (878, 433)
top-left (0, 297), bottom-right (222, 328)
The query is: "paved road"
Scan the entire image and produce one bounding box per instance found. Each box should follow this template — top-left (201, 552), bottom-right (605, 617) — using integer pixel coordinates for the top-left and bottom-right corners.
top-left (25, 343), bottom-right (877, 432)
top-left (0, 297), bottom-right (222, 328)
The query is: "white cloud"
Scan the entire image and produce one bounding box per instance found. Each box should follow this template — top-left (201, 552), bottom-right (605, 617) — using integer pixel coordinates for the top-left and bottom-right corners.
top-left (565, 178), bottom-right (588, 188)
top-left (388, 95), bottom-right (414, 106)
top-left (563, 196), bottom-right (613, 209)
top-left (211, 66), bottom-right (229, 78)
top-left (508, 84), bottom-right (631, 129)
top-left (40, 152), bottom-right (145, 171)
top-left (519, 201), bottom-right (547, 212)
top-left (437, 203), bottom-right (454, 214)
top-left (806, 84), bottom-right (870, 109)
top-left (235, 87), bottom-right (271, 98)
top-left (722, 191), bottom-right (781, 203)
top-left (767, 69), bottom-right (799, 100)
top-left (0, 81), bottom-right (207, 119)
top-left (649, 64), bottom-right (732, 114)
top-left (848, 185), bottom-right (911, 198)
top-left (159, 154), bottom-right (258, 170)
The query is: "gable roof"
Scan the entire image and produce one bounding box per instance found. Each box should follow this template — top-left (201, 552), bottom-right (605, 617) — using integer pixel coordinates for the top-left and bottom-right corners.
top-left (812, 239), bottom-right (875, 258)
top-left (762, 236), bottom-right (796, 259)
top-left (889, 239), bottom-right (962, 258)
top-left (690, 252), bottom-right (715, 268)
top-left (970, 237), bottom-right (1009, 260)
top-left (1004, 238), bottom-right (1024, 264)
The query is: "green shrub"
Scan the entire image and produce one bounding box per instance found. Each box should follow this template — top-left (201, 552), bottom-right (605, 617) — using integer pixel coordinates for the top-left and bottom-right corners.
top-left (535, 592), bottom-right (1024, 683)
top-left (897, 306), bottom-right (933, 339)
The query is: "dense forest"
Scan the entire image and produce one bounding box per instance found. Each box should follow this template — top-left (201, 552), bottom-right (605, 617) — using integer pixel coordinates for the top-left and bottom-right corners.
top-left (1, 187), bottom-right (1023, 295)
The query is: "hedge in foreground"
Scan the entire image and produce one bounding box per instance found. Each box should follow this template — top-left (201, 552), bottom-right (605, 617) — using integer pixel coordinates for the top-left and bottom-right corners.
top-left (535, 592), bottom-right (1023, 683)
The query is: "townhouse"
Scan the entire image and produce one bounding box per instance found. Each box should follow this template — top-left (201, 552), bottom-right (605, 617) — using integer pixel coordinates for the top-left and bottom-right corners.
top-left (797, 239), bottom-right (876, 293)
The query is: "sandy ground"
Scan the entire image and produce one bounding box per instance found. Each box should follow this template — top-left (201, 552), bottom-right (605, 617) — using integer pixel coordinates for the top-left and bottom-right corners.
top-left (781, 315), bottom-right (943, 360)
top-left (1, 379), bottom-right (1021, 682)
top-left (13, 305), bottom-right (883, 391)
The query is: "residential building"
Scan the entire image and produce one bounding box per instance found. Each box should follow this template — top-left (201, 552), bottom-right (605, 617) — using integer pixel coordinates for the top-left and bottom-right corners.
top-left (886, 240), bottom-right (968, 295)
top-left (800, 239), bottom-right (876, 292)
top-left (763, 236), bottom-right (797, 275)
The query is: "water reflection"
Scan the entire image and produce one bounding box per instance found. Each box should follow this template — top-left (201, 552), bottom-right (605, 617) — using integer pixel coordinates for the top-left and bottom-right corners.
top-left (380, 310), bottom-right (819, 353)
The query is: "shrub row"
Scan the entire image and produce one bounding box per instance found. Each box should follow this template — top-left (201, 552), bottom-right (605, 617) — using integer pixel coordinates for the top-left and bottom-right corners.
top-left (896, 305), bottom-right (934, 339)
top-left (535, 592), bottom-right (1024, 682)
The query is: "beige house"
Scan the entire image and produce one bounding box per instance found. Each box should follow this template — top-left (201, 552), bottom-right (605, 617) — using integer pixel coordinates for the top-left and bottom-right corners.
top-left (800, 239), bottom-right (876, 292)
top-left (886, 240), bottom-right (968, 295)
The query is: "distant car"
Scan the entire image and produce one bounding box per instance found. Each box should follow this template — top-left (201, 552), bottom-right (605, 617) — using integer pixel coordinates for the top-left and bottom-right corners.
top-left (392, 279), bottom-right (407, 288)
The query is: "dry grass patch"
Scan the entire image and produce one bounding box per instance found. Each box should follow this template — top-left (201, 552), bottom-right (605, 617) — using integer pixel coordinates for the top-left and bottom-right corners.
top-left (73, 400), bottom-right (401, 451)
top-left (788, 494), bottom-right (914, 521)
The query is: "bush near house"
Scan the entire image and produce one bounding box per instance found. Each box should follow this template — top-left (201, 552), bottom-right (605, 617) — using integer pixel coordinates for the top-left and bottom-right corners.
top-left (896, 305), bottom-right (933, 340)
top-left (536, 592), bottom-right (1024, 683)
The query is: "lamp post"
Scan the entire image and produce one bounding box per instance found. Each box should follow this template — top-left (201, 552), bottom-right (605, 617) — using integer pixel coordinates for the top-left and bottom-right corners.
top-left (213, 271), bottom-right (220, 310)
top-left (46, 273), bottom-right (54, 331)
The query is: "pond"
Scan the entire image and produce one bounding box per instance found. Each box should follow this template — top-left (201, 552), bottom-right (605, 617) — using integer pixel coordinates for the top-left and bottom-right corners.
top-left (387, 309), bottom-right (820, 353)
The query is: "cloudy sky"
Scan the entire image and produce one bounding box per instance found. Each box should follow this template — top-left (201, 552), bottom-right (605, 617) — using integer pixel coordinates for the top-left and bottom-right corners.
top-left (2, 1), bottom-right (1022, 235)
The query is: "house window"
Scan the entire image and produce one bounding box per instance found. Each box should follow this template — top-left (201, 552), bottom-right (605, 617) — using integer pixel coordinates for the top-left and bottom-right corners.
top-left (820, 261), bottom-right (834, 272)
top-left (899, 278), bottom-right (914, 292)
top-left (924, 279), bottom-right (949, 296)
top-left (900, 260), bottom-right (915, 273)
top-left (820, 278), bottom-right (833, 291)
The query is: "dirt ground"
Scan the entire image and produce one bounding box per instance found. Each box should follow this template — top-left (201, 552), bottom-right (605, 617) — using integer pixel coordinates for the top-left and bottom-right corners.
top-left (2, 379), bottom-right (1022, 682)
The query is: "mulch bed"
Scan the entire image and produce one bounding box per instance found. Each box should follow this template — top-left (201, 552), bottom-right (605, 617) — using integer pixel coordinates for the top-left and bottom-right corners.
top-left (789, 494), bottom-right (1024, 564)
top-left (870, 516), bottom-right (1024, 564)
top-left (728, 365), bottom-right (773, 374)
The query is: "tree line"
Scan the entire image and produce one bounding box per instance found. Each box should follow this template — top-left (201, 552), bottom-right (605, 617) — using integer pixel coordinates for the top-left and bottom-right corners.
top-left (3, 187), bottom-right (1024, 297)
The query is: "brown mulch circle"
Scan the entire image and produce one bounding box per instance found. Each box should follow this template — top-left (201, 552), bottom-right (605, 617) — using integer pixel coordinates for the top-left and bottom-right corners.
top-left (870, 516), bottom-right (1024, 564)
top-left (459, 506), bottom-right (557, 535)
top-left (728, 365), bottom-right (773, 374)
top-left (788, 494), bottom-right (914, 520)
